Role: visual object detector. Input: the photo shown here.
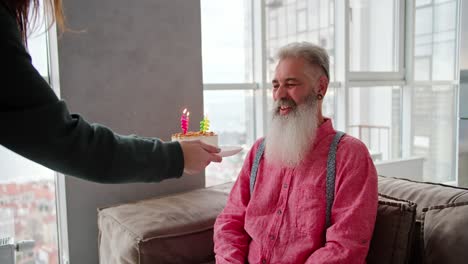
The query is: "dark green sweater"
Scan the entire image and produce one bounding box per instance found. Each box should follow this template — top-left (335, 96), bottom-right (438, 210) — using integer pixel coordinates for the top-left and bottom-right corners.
top-left (0, 4), bottom-right (184, 183)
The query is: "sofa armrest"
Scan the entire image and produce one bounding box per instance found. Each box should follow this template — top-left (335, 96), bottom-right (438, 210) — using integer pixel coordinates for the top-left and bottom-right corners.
top-left (98, 182), bottom-right (233, 264)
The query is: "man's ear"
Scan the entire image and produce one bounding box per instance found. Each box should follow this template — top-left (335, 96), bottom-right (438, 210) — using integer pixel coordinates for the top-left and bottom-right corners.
top-left (317, 75), bottom-right (329, 96)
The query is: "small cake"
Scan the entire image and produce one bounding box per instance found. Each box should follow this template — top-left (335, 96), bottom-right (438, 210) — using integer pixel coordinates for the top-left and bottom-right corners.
top-left (171, 131), bottom-right (218, 147)
top-left (174, 109), bottom-right (218, 146)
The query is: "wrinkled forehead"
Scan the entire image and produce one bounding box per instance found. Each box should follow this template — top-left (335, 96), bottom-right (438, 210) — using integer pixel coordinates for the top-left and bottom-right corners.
top-left (273, 57), bottom-right (321, 81)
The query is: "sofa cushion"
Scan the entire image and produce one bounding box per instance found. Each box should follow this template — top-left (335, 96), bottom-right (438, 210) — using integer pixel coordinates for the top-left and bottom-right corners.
top-left (98, 182), bottom-right (233, 264)
top-left (378, 176), bottom-right (468, 263)
top-left (378, 176), bottom-right (468, 220)
top-left (422, 202), bottom-right (468, 264)
top-left (367, 194), bottom-right (416, 264)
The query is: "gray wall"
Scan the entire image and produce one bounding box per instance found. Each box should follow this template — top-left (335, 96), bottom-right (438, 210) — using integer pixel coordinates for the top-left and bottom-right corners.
top-left (57, 1), bottom-right (204, 263)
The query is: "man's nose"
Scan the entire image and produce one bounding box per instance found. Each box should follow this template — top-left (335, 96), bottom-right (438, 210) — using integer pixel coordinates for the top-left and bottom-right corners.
top-left (275, 84), bottom-right (288, 98)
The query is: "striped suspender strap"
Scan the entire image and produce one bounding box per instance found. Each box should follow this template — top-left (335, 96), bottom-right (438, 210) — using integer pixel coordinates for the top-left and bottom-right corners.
top-left (250, 139), bottom-right (266, 194)
top-left (325, 131), bottom-right (345, 228)
top-left (249, 131), bottom-right (345, 229)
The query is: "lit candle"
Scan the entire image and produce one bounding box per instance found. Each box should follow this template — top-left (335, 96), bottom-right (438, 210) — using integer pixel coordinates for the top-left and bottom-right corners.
top-left (180, 108), bottom-right (188, 134)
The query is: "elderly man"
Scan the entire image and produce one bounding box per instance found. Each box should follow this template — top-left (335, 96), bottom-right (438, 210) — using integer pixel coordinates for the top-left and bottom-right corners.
top-left (214, 42), bottom-right (378, 264)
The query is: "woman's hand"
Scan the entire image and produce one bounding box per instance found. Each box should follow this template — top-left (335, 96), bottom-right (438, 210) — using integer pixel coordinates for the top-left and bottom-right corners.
top-left (179, 140), bottom-right (222, 175)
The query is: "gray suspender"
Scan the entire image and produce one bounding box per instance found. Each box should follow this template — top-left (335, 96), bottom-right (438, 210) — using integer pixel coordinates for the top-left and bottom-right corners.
top-left (249, 139), bottom-right (265, 194)
top-left (325, 131), bottom-right (345, 228)
top-left (249, 131), bottom-right (345, 229)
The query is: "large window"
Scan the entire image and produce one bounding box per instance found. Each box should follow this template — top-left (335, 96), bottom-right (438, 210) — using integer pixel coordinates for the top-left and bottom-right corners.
top-left (201, 0), bottom-right (252, 83)
top-left (201, 0), bottom-right (462, 186)
top-left (201, 0), bottom-right (254, 186)
top-left (265, 0), bottom-right (335, 81)
top-left (0, 5), bottom-right (60, 264)
top-left (349, 0), bottom-right (402, 73)
top-left (411, 0), bottom-right (459, 182)
top-left (203, 90), bottom-right (255, 186)
top-left (348, 86), bottom-right (402, 161)
top-left (414, 0), bottom-right (458, 81)
top-left (411, 85), bottom-right (457, 182)
top-left (346, 0), bottom-right (405, 163)
top-left (201, 0), bottom-right (336, 186)
top-left (265, 0), bottom-right (337, 122)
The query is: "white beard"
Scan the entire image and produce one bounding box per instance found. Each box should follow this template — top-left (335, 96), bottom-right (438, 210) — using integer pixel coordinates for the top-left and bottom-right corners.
top-left (265, 97), bottom-right (319, 167)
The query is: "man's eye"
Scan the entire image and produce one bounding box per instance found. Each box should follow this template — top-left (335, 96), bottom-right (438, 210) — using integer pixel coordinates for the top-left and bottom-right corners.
top-left (273, 85), bottom-right (279, 89)
top-left (286, 83), bottom-right (299, 88)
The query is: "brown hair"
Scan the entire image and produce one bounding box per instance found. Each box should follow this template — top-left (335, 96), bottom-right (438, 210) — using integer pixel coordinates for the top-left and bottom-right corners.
top-left (2, 0), bottom-right (65, 44)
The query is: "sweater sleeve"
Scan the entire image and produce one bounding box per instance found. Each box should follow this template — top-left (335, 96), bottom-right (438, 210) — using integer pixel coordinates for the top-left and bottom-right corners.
top-left (305, 136), bottom-right (378, 264)
top-left (0, 5), bottom-right (184, 183)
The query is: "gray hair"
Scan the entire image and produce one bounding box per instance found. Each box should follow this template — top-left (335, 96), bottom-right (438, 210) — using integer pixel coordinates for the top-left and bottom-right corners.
top-left (275, 42), bottom-right (330, 81)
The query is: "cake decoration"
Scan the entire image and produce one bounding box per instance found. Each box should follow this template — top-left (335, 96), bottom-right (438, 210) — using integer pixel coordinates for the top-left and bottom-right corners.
top-left (199, 114), bottom-right (210, 133)
top-left (172, 108), bottom-right (218, 146)
top-left (180, 108), bottom-right (189, 134)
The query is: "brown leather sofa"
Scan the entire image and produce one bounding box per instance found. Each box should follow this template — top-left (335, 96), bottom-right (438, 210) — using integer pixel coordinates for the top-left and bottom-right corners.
top-left (98, 176), bottom-right (468, 264)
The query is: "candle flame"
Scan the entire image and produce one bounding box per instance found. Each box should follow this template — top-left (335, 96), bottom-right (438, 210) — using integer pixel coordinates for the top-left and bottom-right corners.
top-left (187, 112), bottom-right (190, 117)
top-left (183, 108), bottom-right (187, 114)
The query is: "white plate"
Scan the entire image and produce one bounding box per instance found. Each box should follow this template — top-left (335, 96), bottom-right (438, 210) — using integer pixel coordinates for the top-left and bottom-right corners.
top-left (219, 146), bottom-right (243, 157)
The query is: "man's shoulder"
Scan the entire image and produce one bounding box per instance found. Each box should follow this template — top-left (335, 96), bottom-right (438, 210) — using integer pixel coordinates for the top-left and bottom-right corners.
top-left (338, 133), bottom-right (369, 154)
top-left (252, 137), bottom-right (266, 149)
top-left (242, 137), bottom-right (266, 161)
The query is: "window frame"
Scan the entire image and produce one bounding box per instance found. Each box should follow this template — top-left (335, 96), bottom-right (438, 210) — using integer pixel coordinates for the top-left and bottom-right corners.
top-left (46, 15), bottom-right (70, 264)
top-left (347, 0), bottom-right (406, 82)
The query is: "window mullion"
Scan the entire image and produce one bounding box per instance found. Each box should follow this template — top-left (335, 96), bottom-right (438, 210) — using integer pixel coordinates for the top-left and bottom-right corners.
top-left (348, 80), bottom-right (406, 87)
top-left (348, 71), bottom-right (406, 82)
top-left (254, 0), bottom-right (268, 139)
top-left (398, 0), bottom-right (406, 80)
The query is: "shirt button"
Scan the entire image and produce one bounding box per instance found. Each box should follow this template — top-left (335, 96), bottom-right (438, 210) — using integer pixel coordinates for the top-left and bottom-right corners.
top-left (283, 183), bottom-right (288, 189)
top-left (277, 209), bottom-right (282, 215)
top-left (269, 235), bottom-right (275, 240)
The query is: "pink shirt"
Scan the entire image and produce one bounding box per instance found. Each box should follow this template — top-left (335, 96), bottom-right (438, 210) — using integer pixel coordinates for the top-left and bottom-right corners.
top-left (214, 119), bottom-right (378, 264)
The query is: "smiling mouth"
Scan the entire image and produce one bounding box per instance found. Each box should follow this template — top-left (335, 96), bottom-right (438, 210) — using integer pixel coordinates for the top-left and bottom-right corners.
top-left (276, 98), bottom-right (297, 115)
top-left (278, 106), bottom-right (293, 115)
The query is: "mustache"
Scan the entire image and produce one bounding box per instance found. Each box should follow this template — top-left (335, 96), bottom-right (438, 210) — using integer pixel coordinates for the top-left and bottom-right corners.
top-left (274, 94), bottom-right (318, 110)
top-left (275, 98), bottom-right (297, 108)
